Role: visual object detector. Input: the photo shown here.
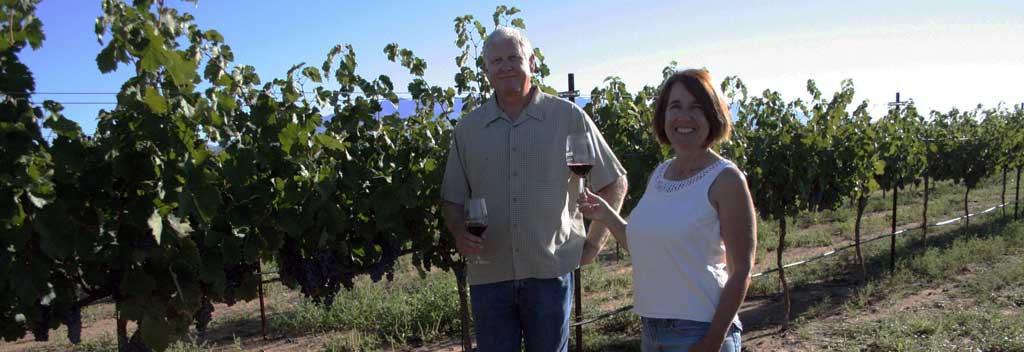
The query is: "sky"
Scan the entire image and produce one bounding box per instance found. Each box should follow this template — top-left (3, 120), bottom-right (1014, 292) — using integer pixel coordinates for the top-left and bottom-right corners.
top-left (17, 0), bottom-right (1024, 135)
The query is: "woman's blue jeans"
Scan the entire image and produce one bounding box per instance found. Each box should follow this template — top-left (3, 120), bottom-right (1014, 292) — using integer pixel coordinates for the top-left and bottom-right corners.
top-left (641, 317), bottom-right (741, 352)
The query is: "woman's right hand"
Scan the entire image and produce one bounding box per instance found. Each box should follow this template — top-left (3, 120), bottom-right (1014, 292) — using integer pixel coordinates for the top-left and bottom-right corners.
top-left (578, 188), bottom-right (616, 224)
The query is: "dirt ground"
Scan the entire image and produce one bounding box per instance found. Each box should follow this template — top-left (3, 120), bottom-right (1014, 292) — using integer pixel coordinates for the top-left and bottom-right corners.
top-left (0, 272), bottom-right (943, 352)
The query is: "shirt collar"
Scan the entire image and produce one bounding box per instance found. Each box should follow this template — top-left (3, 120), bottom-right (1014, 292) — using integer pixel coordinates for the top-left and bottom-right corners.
top-left (486, 86), bottom-right (545, 126)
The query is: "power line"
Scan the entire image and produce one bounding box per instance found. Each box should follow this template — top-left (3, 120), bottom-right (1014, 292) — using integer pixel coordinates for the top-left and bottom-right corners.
top-left (3, 90), bottom-right (421, 96)
top-left (4, 90), bottom-right (599, 98)
top-left (4, 92), bottom-right (121, 95)
top-left (4, 89), bottom-right (599, 106)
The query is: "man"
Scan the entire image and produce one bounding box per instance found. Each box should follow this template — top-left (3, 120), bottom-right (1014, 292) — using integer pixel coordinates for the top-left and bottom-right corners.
top-left (441, 27), bottom-right (628, 352)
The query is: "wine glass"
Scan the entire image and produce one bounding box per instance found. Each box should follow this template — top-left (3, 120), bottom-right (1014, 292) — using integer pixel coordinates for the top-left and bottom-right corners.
top-left (566, 132), bottom-right (596, 194)
top-left (464, 198), bottom-right (489, 265)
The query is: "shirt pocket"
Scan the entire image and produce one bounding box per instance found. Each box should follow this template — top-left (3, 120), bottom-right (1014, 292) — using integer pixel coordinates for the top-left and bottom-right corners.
top-left (528, 142), bottom-right (571, 231)
top-left (529, 142), bottom-right (568, 183)
top-left (465, 151), bottom-right (500, 198)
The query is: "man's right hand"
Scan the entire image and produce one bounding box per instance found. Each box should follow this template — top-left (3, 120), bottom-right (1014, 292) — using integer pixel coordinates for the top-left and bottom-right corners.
top-left (455, 230), bottom-right (485, 256)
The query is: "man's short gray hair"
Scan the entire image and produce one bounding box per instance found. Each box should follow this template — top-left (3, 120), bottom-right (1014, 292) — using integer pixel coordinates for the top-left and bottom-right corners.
top-left (482, 27), bottom-right (533, 62)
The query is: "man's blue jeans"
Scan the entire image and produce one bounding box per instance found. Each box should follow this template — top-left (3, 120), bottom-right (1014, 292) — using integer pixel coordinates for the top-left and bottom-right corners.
top-left (469, 272), bottom-right (573, 352)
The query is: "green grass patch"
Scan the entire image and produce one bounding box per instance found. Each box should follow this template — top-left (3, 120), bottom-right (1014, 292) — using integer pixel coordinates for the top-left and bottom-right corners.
top-left (826, 306), bottom-right (1024, 351)
top-left (269, 268), bottom-right (461, 350)
top-left (801, 222), bottom-right (1024, 350)
top-left (320, 330), bottom-right (383, 352)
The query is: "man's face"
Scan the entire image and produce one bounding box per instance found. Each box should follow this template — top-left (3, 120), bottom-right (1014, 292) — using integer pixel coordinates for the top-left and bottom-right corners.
top-left (484, 37), bottom-right (534, 96)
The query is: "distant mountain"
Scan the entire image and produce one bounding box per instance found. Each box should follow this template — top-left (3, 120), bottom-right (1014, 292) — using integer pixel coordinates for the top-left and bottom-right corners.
top-left (321, 97), bottom-right (594, 125)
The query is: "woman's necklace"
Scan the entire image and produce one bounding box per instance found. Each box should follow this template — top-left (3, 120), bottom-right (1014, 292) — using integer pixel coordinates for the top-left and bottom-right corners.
top-left (667, 160), bottom-right (710, 180)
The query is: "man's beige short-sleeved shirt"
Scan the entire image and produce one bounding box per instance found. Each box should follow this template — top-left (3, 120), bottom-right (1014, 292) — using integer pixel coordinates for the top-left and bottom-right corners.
top-left (442, 88), bottom-right (626, 285)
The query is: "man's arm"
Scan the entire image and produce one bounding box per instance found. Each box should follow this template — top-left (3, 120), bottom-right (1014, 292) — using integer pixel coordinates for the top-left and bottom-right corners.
top-left (580, 175), bottom-right (627, 265)
top-left (440, 122), bottom-right (483, 257)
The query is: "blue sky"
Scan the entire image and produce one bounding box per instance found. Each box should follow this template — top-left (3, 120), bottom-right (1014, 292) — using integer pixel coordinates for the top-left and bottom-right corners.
top-left (18, 1), bottom-right (1024, 135)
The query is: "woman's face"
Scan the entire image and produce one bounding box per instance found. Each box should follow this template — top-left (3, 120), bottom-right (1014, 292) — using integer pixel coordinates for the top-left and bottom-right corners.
top-left (663, 81), bottom-right (711, 151)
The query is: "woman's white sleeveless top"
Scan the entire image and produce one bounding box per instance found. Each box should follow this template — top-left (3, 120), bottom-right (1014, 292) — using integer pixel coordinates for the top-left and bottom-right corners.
top-left (627, 158), bottom-right (741, 327)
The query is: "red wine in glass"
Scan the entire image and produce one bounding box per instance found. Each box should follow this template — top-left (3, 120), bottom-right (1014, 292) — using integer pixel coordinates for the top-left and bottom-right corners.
top-left (464, 198), bottom-right (489, 264)
top-left (566, 132), bottom-right (596, 193)
top-left (567, 163), bottom-right (593, 177)
top-left (466, 223), bottom-right (488, 237)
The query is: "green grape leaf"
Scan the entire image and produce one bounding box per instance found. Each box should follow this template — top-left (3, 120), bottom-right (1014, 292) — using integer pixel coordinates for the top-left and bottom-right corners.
top-left (279, 123), bottom-right (300, 154)
top-left (140, 317), bottom-right (172, 351)
top-left (96, 43), bottom-right (119, 73)
top-left (191, 185), bottom-right (220, 222)
top-left (35, 213), bottom-right (72, 259)
top-left (166, 213), bottom-right (193, 238)
top-left (43, 115), bottom-right (83, 139)
top-left (874, 160), bottom-right (886, 174)
top-left (165, 51), bottom-right (198, 88)
top-left (122, 268), bottom-right (157, 297)
top-left (315, 134), bottom-right (346, 151)
top-left (148, 209), bottom-right (163, 245)
top-left (302, 66), bottom-right (323, 83)
top-left (26, 192), bottom-right (48, 209)
top-left (144, 87), bottom-right (168, 113)
top-left (204, 29), bottom-right (224, 42)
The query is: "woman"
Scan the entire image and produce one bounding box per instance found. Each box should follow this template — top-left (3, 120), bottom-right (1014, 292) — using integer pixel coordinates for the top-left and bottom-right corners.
top-left (579, 69), bottom-right (756, 352)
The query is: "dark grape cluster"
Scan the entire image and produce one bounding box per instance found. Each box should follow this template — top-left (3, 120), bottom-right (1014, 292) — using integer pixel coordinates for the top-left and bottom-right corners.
top-left (30, 323), bottom-right (49, 342)
top-left (277, 243), bottom-right (346, 307)
top-left (121, 329), bottom-right (152, 352)
top-left (193, 296), bottom-right (214, 334)
top-left (30, 305), bottom-right (51, 342)
top-left (303, 249), bottom-right (344, 307)
top-left (131, 233), bottom-right (160, 251)
top-left (367, 242), bottom-right (400, 283)
top-left (65, 305), bottom-right (82, 344)
top-left (276, 242), bottom-right (304, 290)
top-left (223, 262), bottom-right (258, 306)
top-left (276, 239), bottom-right (404, 307)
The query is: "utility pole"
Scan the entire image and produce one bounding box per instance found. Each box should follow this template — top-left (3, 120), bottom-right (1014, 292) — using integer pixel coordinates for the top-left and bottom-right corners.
top-left (560, 73), bottom-right (584, 352)
top-left (887, 92), bottom-right (909, 275)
